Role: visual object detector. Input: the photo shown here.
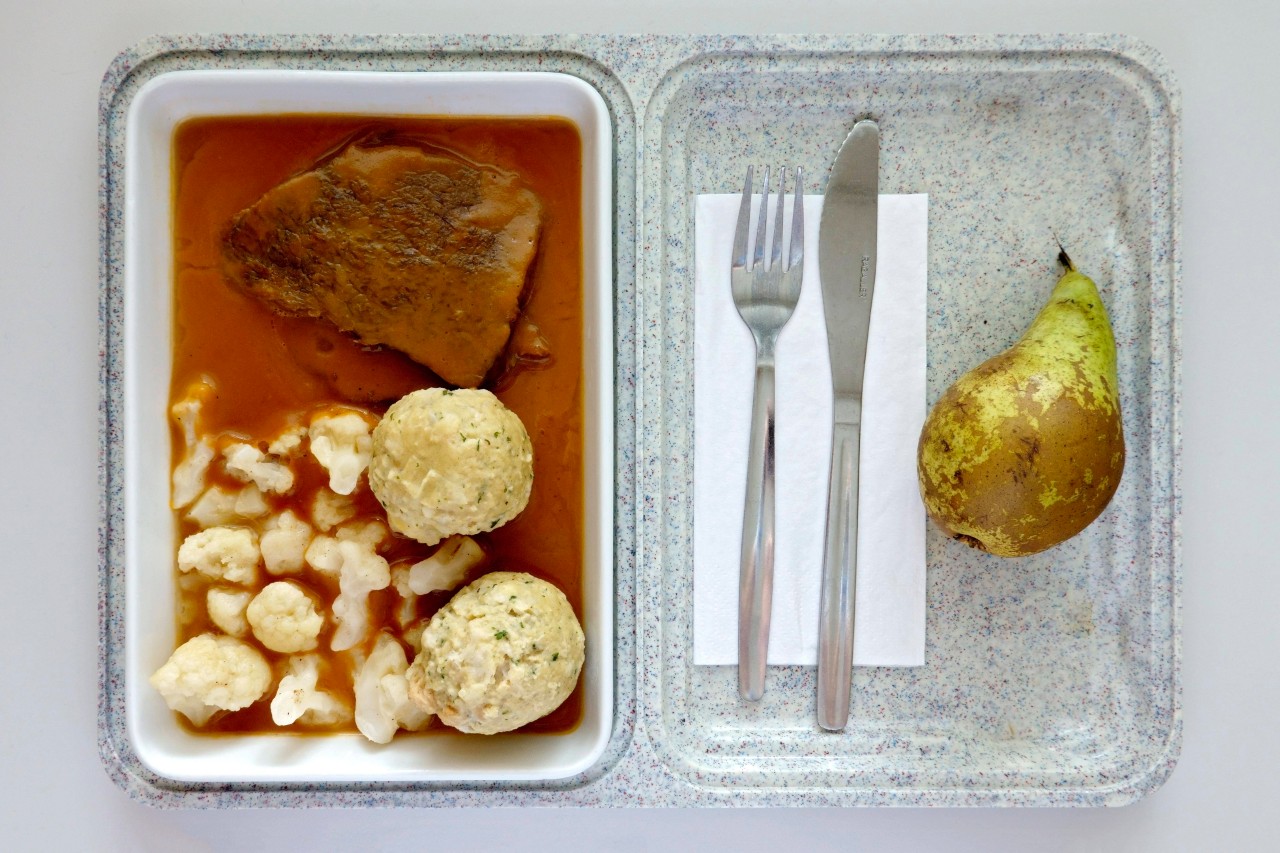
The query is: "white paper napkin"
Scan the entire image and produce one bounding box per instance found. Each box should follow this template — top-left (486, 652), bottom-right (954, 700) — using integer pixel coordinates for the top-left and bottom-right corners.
top-left (692, 192), bottom-right (929, 667)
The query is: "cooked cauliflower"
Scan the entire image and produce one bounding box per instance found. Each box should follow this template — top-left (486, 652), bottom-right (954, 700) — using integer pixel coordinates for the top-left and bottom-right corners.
top-left (305, 520), bottom-right (388, 579)
top-left (177, 527), bottom-right (259, 586)
top-left (260, 510), bottom-right (313, 575)
top-left (269, 654), bottom-right (352, 727)
top-left (408, 535), bottom-right (484, 595)
top-left (206, 587), bottom-right (252, 637)
top-left (267, 424), bottom-right (308, 459)
top-left (354, 632), bottom-right (431, 744)
top-left (309, 410), bottom-right (374, 496)
top-left (390, 563), bottom-right (418, 629)
top-left (304, 534), bottom-right (343, 576)
top-left (223, 442), bottom-right (295, 495)
top-left (392, 537), bottom-right (479, 630)
top-left (310, 488), bottom-right (356, 531)
top-left (177, 572), bottom-right (205, 626)
top-left (171, 380), bottom-right (217, 510)
top-left (335, 518), bottom-right (389, 548)
top-left (246, 581), bottom-right (324, 653)
top-left (369, 389), bottom-right (534, 546)
top-left (406, 572), bottom-right (584, 735)
top-left (186, 484), bottom-right (269, 527)
top-left (149, 633), bottom-right (271, 726)
top-left (186, 486), bottom-right (236, 527)
top-left (235, 484), bottom-right (270, 518)
top-left (173, 442), bottom-right (216, 511)
top-left (402, 619), bottom-right (429, 656)
top-left (330, 540), bottom-right (391, 652)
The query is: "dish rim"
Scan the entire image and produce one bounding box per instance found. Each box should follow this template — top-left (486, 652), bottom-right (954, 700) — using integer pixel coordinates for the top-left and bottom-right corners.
top-left (121, 68), bottom-right (615, 783)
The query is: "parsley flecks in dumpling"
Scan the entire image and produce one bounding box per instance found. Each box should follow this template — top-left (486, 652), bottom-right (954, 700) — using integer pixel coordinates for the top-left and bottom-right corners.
top-left (368, 389), bottom-right (533, 546)
top-left (405, 572), bottom-right (583, 735)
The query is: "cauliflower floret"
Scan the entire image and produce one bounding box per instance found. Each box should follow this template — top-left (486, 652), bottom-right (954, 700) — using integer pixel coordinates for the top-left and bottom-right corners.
top-left (390, 562), bottom-right (418, 629)
top-left (186, 484), bottom-right (269, 527)
top-left (260, 510), bottom-right (313, 575)
top-left (306, 520), bottom-right (387, 579)
top-left (309, 411), bottom-right (375, 496)
top-left (177, 572), bottom-right (205, 626)
top-left (172, 441), bottom-right (216, 510)
top-left (234, 483), bottom-right (270, 518)
top-left (149, 633), bottom-right (271, 726)
top-left (336, 519), bottom-right (389, 549)
top-left (330, 540), bottom-right (391, 651)
top-left (206, 587), bottom-right (252, 637)
top-left (402, 619), bottom-right (429, 657)
top-left (304, 534), bottom-right (343, 575)
top-left (408, 535), bottom-right (484, 595)
top-left (368, 389), bottom-right (533, 546)
top-left (391, 536), bottom-right (482, 631)
top-left (223, 442), bottom-right (295, 495)
top-left (270, 654), bottom-right (352, 727)
top-left (246, 581), bottom-right (324, 653)
top-left (354, 632), bottom-right (431, 744)
top-left (186, 486), bottom-right (237, 527)
top-left (310, 488), bottom-right (356, 531)
top-left (177, 527), bottom-right (259, 586)
top-left (171, 379), bottom-right (217, 510)
top-left (267, 424), bottom-right (308, 459)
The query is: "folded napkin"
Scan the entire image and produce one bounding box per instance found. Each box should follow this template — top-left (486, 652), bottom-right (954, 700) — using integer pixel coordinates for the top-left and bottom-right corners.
top-left (692, 192), bottom-right (929, 667)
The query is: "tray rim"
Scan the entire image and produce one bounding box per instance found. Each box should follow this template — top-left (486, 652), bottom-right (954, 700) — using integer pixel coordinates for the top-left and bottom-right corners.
top-left (97, 32), bottom-right (1181, 809)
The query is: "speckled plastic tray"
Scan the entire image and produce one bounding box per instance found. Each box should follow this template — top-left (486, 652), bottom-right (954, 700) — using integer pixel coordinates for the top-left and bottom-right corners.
top-left (98, 34), bottom-right (1181, 807)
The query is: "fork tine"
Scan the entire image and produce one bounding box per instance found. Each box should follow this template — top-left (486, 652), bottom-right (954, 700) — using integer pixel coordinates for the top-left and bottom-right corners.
top-left (752, 166), bottom-right (770, 271)
top-left (770, 168), bottom-right (785, 271)
top-left (789, 166), bottom-right (804, 270)
top-left (732, 166), bottom-right (753, 269)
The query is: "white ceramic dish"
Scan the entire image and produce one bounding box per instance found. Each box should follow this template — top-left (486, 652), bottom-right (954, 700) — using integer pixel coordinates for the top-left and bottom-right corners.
top-left (122, 70), bottom-right (614, 783)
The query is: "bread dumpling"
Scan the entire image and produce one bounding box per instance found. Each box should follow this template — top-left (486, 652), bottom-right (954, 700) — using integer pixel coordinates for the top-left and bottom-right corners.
top-left (368, 389), bottom-right (533, 546)
top-left (405, 572), bottom-right (584, 735)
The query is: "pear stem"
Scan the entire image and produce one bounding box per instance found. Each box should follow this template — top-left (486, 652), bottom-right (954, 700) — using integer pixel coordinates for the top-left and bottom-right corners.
top-left (1052, 234), bottom-right (1076, 272)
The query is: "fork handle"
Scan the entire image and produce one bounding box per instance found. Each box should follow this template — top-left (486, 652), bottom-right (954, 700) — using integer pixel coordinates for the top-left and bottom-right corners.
top-left (738, 359), bottom-right (776, 701)
top-left (817, 416), bottom-right (860, 730)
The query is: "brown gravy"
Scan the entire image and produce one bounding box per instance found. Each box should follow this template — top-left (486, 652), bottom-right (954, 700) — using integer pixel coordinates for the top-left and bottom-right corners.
top-left (170, 115), bottom-right (584, 736)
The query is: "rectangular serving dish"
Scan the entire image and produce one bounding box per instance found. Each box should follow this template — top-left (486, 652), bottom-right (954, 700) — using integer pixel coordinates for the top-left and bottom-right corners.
top-left (99, 34), bottom-right (1179, 807)
top-left (121, 69), bottom-right (615, 783)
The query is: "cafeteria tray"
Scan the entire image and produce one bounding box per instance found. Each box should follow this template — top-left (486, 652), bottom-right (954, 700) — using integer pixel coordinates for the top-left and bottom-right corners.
top-left (98, 33), bottom-right (1181, 807)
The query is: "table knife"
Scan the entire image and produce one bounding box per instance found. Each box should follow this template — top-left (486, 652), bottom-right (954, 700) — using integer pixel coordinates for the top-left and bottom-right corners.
top-left (816, 119), bottom-right (879, 731)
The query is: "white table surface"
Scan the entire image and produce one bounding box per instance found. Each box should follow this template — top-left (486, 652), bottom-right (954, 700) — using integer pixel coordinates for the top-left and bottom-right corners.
top-left (4, 1), bottom-right (1277, 849)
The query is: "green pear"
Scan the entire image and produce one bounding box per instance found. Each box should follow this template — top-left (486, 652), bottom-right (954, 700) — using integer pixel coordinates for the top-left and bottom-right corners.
top-left (916, 251), bottom-right (1124, 557)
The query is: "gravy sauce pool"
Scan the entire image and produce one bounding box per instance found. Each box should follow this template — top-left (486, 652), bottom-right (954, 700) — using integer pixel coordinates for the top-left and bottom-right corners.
top-left (170, 115), bottom-right (584, 735)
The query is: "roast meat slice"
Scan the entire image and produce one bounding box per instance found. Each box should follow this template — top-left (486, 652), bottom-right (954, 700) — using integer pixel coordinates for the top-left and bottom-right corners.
top-left (222, 144), bottom-right (542, 388)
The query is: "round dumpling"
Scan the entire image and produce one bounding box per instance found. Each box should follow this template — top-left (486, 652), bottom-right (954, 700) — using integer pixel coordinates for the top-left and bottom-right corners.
top-left (406, 572), bottom-right (584, 735)
top-left (368, 389), bottom-right (533, 546)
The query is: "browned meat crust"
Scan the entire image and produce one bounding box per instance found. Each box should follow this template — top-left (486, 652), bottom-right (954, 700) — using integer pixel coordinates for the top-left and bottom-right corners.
top-left (222, 144), bottom-right (542, 387)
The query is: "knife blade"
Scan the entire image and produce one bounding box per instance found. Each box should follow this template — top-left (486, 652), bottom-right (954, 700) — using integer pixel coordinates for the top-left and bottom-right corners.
top-left (816, 119), bottom-right (879, 731)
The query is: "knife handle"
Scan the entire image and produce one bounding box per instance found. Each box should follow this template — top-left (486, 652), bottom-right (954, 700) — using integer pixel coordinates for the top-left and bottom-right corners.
top-left (738, 360), bottom-right (776, 701)
top-left (817, 416), bottom-right (860, 730)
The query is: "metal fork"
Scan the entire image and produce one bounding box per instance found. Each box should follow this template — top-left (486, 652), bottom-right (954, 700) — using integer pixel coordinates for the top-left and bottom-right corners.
top-left (732, 165), bottom-right (804, 702)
